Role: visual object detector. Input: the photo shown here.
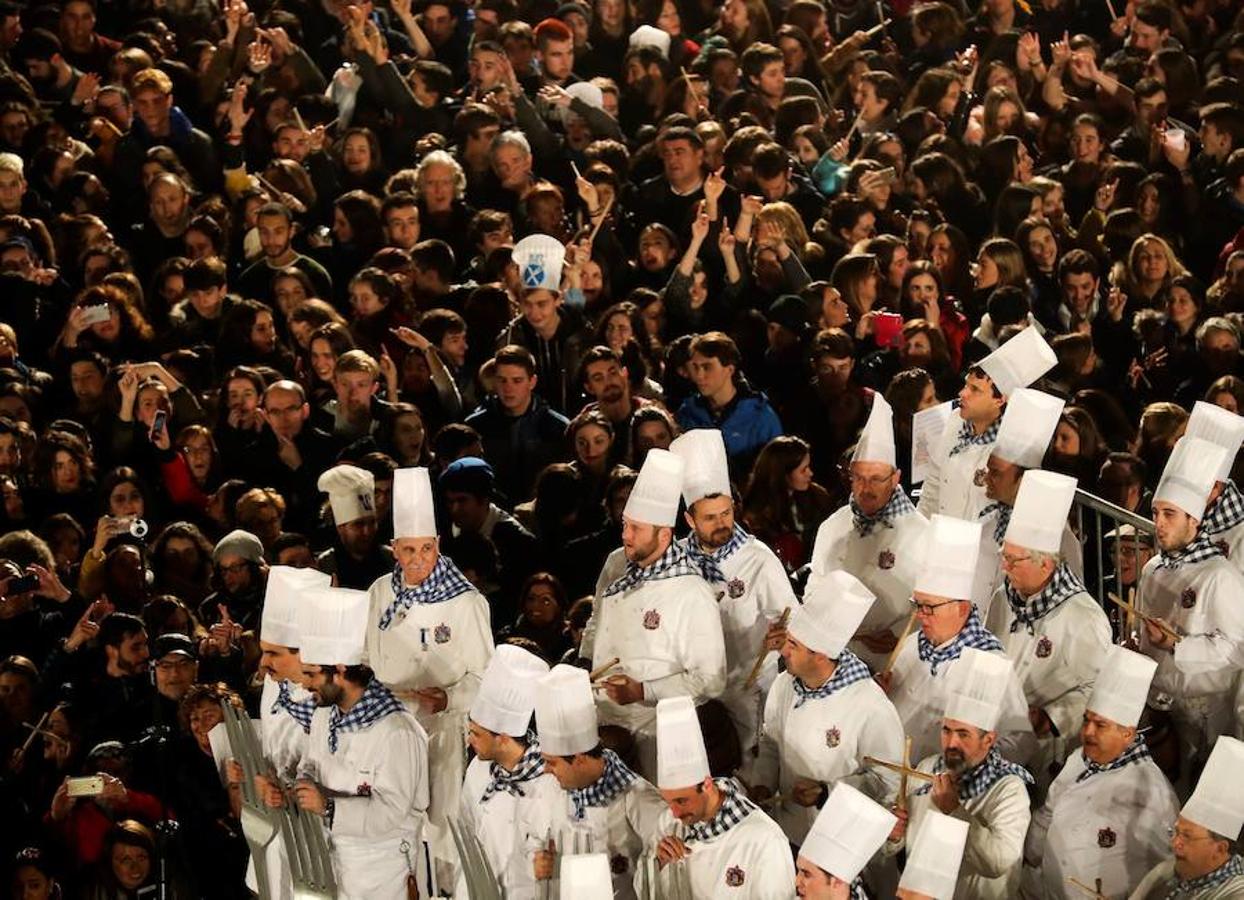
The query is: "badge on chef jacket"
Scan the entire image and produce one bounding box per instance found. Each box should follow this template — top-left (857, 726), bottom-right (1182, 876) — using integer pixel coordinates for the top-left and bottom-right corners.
top-left (725, 866), bottom-right (746, 887)
top-left (610, 855), bottom-right (629, 874)
top-left (434, 623), bottom-right (452, 643)
top-left (973, 467), bottom-right (987, 487)
top-left (1097, 827), bottom-right (1116, 848)
top-left (1216, 540), bottom-right (1230, 559)
top-left (878, 549), bottom-right (895, 570)
top-left (356, 781), bottom-right (373, 797)
top-left (1035, 636), bottom-right (1053, 658)
top-left (727, 578), bottom-right (745, 598)
top-left (825, 727), bottom-right (841, 748)
top-left (1180, 588), bottom-right (1197, 609)
top-left (643, 609), bottom-right (661, 630)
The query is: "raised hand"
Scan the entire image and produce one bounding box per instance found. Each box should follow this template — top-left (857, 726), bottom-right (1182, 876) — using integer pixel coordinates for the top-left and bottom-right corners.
top-left (1050, 31), bottom-right (1071, 68)
top-left (248, 40), bottom-right (272, 74)
top-left (703, 167), bottom-right (726, 205)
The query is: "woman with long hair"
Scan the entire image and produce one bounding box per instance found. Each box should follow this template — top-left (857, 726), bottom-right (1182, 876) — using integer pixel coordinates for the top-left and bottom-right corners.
top-left (55, 284), bottom-right (155, 364)
top-left (831, 253), bottom-right (883, 344)
top-left (925, 223), bottom-right (976, 312)
top-left (496, 572), bottom-right (573, 663)
top-left (900, 260), bottom-right (970, 371)
top-left (741, 435), bottom-right (834, 570)
top-left (150, 521), bottom-right (216, 606)
top-left (304, 322), bottom-right (356, 407)
top-left (32, 431), bottom-right (96, 527)
top-left (216, 298), bottom-right (296, 375)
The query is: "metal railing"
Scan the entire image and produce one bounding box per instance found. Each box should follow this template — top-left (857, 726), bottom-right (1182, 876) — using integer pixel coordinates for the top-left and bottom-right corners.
top-left (1072, 488), bottom-right (1155, 637)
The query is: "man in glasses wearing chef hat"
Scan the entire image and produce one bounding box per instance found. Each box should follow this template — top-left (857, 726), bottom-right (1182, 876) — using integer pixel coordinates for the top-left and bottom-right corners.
top-left (985, 469), bottom-right (1111, 789)
top-left (881, 515), bottom-right (1034, 767)
top-left (363, 466), bottom-right (494, 879)
top-left (918, 327), bottom-right (1056, 523)
top-left (1183, 400), bottom-right (1244, 568)
top-left (460, 644), bottom-right (561, 897)
top-left (316, 463), bottom-right (392, 590)
top-left (1134, 435), bottom-right (1244, 792)
top-left (795, 783), bottom-right (898, 899)
top-left (886, 649), bottom-right (1034, 899)
top-left (669, 428), bottom-right (794, 763)
top-left (809, 394), bottom-right (930, 671)
top-left (651, 695), bottom-right (795, 896)
top-left (1024, 646), bottom-right (1178, 899)
top-left (1129, 736), bottom-right (1244, 898)
top-left (269, 583), bottom-right (430, 900)
top-left (533, 664), bottom-right (666, 897)
top-left (589, 449), bottom-right (726, 779)
top-left (751, 569), bottom-right (904, 848)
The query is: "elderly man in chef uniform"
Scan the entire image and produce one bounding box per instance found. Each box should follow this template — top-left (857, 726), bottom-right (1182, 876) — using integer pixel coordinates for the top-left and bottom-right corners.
top-left (918, 327), bottom-right (1056, 522)
top-left (985, 470), bottom-right (1111, 788)
top-left (286, 584), bottom-right (430, 900)
top-left (887, 649), bottom-right (1035, 899)
top-left (650, 695), bottom-right (795, 898)
top-left (458, 644), bottom-right (560, 899)
top-left (1135, 436), bottom-right (1244, 793)
top-left (534, 664), bottom-right (666, 898)
top-left (364, 466), bottom-right (494, 877)
top-left (809, 394), bottom-right (929, 671)
top-left (1184, 401), bottom-right (1244, 566)
top-left (1128, 736), bottom-right (1244, 899)
top-left (590, 449), bottom-right (727, 779)
top-left (793, 782), bottom-right (897, 899)
top-left (897, 811), bottom-right (971, 900)
top-left (1024, 646), bottom-right (1178, 899)
top-left (669, 428), bottom-right (794, 764)
top-left (882, 514), bottom-right (1034, 766)
top-left (752, 569), bottom-right (904, 847)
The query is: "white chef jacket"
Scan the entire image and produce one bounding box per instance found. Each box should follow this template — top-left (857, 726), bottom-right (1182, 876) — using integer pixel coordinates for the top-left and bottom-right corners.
top-left (916, 410), bottom-right (997, 522)
top-left (1024, 748), bottom-right (1178, 899)
top-left (1128, 859), bottom-right (1244, 899)
top-left (753, 668), bottom-right (903, 845)
top-left (364, 574), bottom-right (494, 848)
top-left (301, 701), bottom-right (430, 900)
top-left (809, 499), bottom-right (929, 670)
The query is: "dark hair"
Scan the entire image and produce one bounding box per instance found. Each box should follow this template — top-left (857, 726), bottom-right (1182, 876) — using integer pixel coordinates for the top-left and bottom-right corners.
top-left (494, 344), bottom-right (537, 375)
top-left (98, 611), bottom-right (145, 647)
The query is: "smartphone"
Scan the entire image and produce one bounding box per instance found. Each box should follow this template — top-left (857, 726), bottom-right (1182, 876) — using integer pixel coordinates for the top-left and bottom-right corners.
top-left (79, 304), bottom-right (111, 326)
top-left (65, 775), bottom-right (105, 798)
top-left (873, 311), bottom-right (904, 348)
top-left (7, 572), bottom-right (38, 594)
top-left (149, 409), bottom-right (167, 439)
top-left (876, 166), bottom-right (897, 185)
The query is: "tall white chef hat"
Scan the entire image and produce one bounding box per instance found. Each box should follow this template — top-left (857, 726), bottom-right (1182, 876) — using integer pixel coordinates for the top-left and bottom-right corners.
top-left (297, 586), bottom-right (369, 666)
top-left (788, 570), bottom-right (875, 660)
top-left (317, 464), bottom-right (376, 525)
top-left (534, 664), bottom-right (598, 757)
top-left (914, 515), bottom-right (982, 600)
top-left (1181, 736), bottom-right (1244, 840)
top-left (799, 783), bottom-right (897, 885)
top-left (898, 811), bottom-right (970, 899)
top-left (629, 24), bottom-right (671, 57)
top-left (656, 696), bottom-right (709, 790)
top-left (943, 647), bottom-right (1013, 732)
top-left (851, 393), bottom-right (897, 468)
top-left (1004, 469), bottom-right (1077, 554)
top-left (976, 327), bottom-right (1056, 397)
top-left (1087, 645), bottom-right (1157, 728)
top-left (470, 644), bottom-right (550, 737)
top-left (559, 854), bottom-right (613, 897)
top-left (393, 467), bottom-right (437, 538)
top-left (1185, 401), bottom-right (1244, 483)
top-left (992, 388), bottom-right (1065, 469)
top-left (260, 565), bottom-right (330, 647)
top-left (623, 448), bottom-right (685, 527)
top-left (512, 234), bottom-right (566, 293)
top-left (1153, 436), bottom-right (1227, 521)
top-left (670, 429), bottom-right (731, 508)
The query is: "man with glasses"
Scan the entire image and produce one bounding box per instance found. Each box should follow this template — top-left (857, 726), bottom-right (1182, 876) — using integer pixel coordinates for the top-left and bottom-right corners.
top-left (881, 514), bottom-right (1033, 766)
top-left (810, 394), bottom-right (928, 670)
top-left (986, 470), bottom-right (1111, 792)
top-left (202, 529), bottom-right (268, 634)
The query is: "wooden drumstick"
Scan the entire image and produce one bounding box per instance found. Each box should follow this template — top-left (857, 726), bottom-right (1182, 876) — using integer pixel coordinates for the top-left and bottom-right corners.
top-left (744, 608), bottom-right (790, 689)
top-left (589, 657), bottom-right (620, 682)
top-left (897, 735), bottom-right (913, 811)
top-left (881, 611), bottom-right (918, 676)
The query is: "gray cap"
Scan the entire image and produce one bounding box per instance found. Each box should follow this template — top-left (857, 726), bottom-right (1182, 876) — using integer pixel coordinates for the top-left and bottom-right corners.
top-left (212, 529), bottom-right (264, 564)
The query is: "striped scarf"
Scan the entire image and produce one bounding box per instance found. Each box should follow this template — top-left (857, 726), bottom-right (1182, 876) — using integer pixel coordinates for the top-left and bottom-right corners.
top-left (851, 488), bottom-right (916, 537)
top-left (480, 738), bottom-right (546, 803)
top-left (1200, 480), bottom-right (1244, 536)
top-left (379, 555), bottom-right (475, 630)
top-left (272, 679), bottom-right (316, 734)
top-left (792, 651), bottom-right (872, 708)
top-left (1156, 532), bottom-right (1225, 572)
top-left (1076, 735), bottom-right (1151, 783)
top-left (327, 679), bottom-right (406, 753)
top-left (602, 541), bottom-right (702, 598)
top-left (685, 778), bottom-right (757, 843)
top-left (568, 750), bottom-right (637, 820)
top-left (917, 747), bottom-right (1034, 800)
top-left (979, 501), bottom-right (1012, 545)
top-left (1163, 855), bottom-right (1244, 899)
top-left (948, 414), bottom-right (1001, 458)
top-left (683, 525), bottom-right (750, 584)
top-left (916, 607), bottom-right (1003, 675)
top-left (1004, 563), bottom-right (1084, 634)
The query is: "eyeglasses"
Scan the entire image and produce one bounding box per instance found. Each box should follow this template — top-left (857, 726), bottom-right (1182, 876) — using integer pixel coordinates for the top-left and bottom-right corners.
top-left (1001, 551), bottom-right (1032, 567)
top-left (910, 598), bottom-right (961, 616)
top-left (849, 473), bottom-right (893, 488)
top-left (1168, 826), bottom-right (1217, 844)
top-left (217, 561), bottom-right (249, 575)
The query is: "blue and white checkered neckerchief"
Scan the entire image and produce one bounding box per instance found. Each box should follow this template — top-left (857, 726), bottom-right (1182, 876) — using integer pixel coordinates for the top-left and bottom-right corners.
top-left (917, 747), bottom-right (1034, 800)
top-left (1156, 530), bottom-right (1225, 572)
top-left (916, 606), bottom-right (1003, 675)
top-left (792, 650), bottom-right (872, 709)
top-left (1004, 563), bottom-right (1084, 634)
top-left (850, 488), bottom-right (916, 537)
top-left (1200, 480), bottom-right (1244, 536)
top-left (948, 413), bottom-right (1001, 458)
top-left (1163, 855), bottom-right (1244, 899)
top-left (379, 555), bottom-right (476, 630)
top-left (685, 778), bottom-right (758, 843)
top-left (568, 749), bottom-right (638, 820)
top-left (328, 678), bottom-right (407, 753)
top-left (683, 525), bottom-right (750, 584)
top-left (481, 735), bottom-right (546, 804)
top-left (849, 880), bottom-right (869, 900)
top-left (1075, 735), bottom-right (1151, 783)
top-left (273, 679), bottom-right (316, 734)
top-left (979, 501), bottom-right (1012, 545)
top-left (602, 541), bottom-right (702, 598)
